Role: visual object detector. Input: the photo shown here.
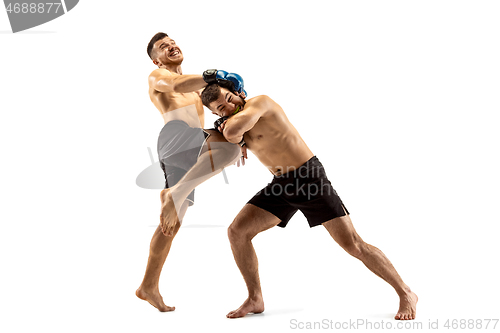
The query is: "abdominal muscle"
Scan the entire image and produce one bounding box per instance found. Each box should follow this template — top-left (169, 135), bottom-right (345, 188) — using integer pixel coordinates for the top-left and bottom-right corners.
top-left (161, 104), bottom-right (204, 128)
top-left (150, 89), bottom-right (205, 128)
top-left (247, 127), bottom-right (314, 176)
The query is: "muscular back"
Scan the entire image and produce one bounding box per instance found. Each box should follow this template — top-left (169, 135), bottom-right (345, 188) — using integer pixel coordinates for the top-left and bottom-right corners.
top-left (243, 96), bottom-right (314, 175)
top-left (148, 69), bottom-right (205, 128)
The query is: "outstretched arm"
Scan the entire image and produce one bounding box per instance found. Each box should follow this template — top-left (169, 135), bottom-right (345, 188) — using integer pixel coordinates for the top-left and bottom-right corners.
top-left (149, 69), bottom-right (207, 93)
top-left (222, 95), bottom-right (271, 144)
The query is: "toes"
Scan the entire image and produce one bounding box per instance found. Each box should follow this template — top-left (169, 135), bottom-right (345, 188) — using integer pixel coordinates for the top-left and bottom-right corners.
top-left (396, 310), bottom-right (417, 320)
top-left (227, 310), bottom-right (243, 319)
top-left (159, 305), bottom-right (175, 312)
top-left (395, 312), bottom-right (411, 320)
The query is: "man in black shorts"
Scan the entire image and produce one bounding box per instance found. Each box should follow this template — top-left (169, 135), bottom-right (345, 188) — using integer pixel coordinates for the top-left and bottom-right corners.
top-left (199, 81), bottom-right (418, 320)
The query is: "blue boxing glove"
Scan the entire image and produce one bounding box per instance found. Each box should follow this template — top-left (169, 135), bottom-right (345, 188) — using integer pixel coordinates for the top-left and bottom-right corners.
top-left (223, 72), bottom-right (247, 97)
top-left (203, 69), bottom-right (247, 97)
top-left (223, 72), bottom-right (243, 92)
top-left (215, 70), bottom-right (229, 80)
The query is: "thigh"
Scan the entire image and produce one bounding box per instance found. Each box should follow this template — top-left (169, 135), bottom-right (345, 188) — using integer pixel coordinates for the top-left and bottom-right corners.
top-left (230, 204), bottom-right (282, 239)
top-left (204, 129), bottom-right (228, 143)
top-left (199, 129), bottom-right (237, 155)
top-left (322, 205), bottom-right (363, 248)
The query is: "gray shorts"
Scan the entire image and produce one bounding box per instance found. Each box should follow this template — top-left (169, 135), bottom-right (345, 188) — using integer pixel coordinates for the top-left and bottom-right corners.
top-left (157, 120), bottom-right (210, 205)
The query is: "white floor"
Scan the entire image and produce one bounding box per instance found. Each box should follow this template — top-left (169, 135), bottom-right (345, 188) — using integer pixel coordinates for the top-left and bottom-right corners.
top-left (7, 204), bottom-right (497, 333)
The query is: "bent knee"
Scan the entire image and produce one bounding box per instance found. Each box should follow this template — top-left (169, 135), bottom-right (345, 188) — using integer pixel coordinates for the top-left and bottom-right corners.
top-left (228, 144), bottom-right (241, 160)
top-left (228, 222), bottom-right (252, 243)
top-left (227, 224), bottom-right (236, 243)
top-left (220, 141), bottom-right (240, 155)
top-left (215, 142), bottom-right (241, 164)
top-left (227, 223), bottom-right (241, 243)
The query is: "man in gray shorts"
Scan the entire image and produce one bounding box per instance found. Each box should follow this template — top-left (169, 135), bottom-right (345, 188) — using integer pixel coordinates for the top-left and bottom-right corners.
top-left (136, 33), bottom-right (241, 312)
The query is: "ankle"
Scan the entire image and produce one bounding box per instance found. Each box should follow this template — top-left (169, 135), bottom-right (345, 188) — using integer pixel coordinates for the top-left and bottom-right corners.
top-left (248, 292), bottom-right (263, 301)
top-left (139, 283), bottom-right (158, 292)
top-left (397, 286), bottom-right (412, 297)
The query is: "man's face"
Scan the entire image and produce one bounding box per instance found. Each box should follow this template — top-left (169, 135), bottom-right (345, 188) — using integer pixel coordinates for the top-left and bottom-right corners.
top-left (209, 88), bottom-right (245, 117)
top-left (153, 37), bottom-right (183, 66)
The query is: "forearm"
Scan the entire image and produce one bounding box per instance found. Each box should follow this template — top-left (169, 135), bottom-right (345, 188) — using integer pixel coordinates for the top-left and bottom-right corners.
top-left (156, 75), bottom-right (207, 93)
top-left (223, 113), bottom-right (259, 142)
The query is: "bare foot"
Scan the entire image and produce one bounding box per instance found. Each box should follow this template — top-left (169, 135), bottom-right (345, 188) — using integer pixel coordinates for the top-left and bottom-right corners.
top-left (160, 189), bottom-right (179, 236)
top-left (226, 296), bottom-right (265, 319)
top-left (395, 290), bottom-right (418, 320)
top-left (136, 287), bottom-right (175, 312)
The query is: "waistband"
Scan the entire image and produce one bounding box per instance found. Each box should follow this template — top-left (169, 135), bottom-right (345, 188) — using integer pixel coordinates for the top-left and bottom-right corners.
top-left (161, 120), bottom-right (189, 129)
top-left (273, 156), bottom-right (321, 180)
top-left (159, 120), bottom-right (204, 135)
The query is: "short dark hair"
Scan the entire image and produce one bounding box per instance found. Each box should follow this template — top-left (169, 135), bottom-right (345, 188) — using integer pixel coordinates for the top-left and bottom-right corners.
top-left (201, 80), bottom-right (236, 107)
top-left (201, 84), bottom-right (222, 107)
top-left (147, 32), bottom-right (168, 60)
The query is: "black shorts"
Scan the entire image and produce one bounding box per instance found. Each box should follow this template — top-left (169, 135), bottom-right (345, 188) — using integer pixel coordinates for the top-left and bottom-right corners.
top-left (157, 120), bottom-right (210, 206)
top-left (248, 156), bottom-right (349, 228)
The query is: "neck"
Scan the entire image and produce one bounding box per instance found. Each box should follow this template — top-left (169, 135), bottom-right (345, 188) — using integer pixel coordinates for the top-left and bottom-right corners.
top-left (162, 64), bottom-right (182, 75)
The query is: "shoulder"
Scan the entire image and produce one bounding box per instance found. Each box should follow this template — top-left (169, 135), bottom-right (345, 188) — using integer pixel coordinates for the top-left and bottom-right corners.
top-left (149, 68), bottom-right (173, 80)
top-left (247, 95), bottom-right (275, 107)
top-left (244, 95), bottom-right (275, 117)
top-left (148, 69), bottom-right (175, 89)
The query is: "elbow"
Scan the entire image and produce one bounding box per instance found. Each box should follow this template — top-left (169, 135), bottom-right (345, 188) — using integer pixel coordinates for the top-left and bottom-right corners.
top-left (223, 127), bottom-right (243, 143)
top-left (225, 136), bottom-right (241, 144)
top-left (170, 81), bottom-right (182, 93)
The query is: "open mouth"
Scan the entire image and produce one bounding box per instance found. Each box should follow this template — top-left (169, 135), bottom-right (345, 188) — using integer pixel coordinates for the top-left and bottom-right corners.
top-left (169, 49), bottom-right (181, 57)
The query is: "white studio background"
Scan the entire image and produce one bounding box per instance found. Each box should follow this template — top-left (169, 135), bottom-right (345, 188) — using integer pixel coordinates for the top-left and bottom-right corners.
top-left (1, 1), bottom-right (499, 332)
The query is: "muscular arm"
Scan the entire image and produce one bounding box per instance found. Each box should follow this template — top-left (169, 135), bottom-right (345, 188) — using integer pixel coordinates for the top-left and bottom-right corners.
top-left (149, 69), bottom-right (207, 93)
top-left (223, 95), bottom-right (271, 144)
